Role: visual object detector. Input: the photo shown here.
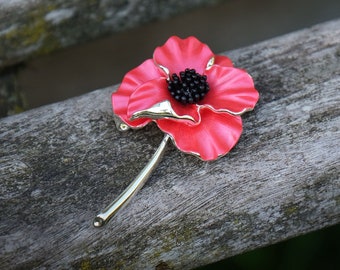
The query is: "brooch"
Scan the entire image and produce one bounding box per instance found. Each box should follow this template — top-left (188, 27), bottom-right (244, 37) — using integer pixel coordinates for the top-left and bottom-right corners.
top-left (93, 36), bottom-right (259, 227)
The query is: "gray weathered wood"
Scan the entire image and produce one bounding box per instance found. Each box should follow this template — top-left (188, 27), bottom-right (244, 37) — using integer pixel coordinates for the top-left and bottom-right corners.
top-left (1, 19), bottom-right (340, 269)
top-left (0, 0), bottom-right (220, 69)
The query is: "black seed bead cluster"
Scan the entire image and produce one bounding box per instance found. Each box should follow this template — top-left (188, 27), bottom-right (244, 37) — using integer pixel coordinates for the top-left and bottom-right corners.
top-left (167, 68), bottom-right (210, 105)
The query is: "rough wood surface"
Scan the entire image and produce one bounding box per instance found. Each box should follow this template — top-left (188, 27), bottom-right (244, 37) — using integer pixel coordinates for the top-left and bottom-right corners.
top-left (0, 0), bottom-right (220, 70)
top-left (1, 19), bottom-right (340, 269)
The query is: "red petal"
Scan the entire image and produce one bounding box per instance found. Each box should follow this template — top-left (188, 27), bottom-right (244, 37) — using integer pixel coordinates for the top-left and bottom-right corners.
top-left (153, 36), bottom-right (214, 75)
top-left (214, 55), bottom-right (234, 67)
top-left (127, 78), bottom-right (200, 122)
top-left (157, 107), bottom-right (243, 161)
top-left (112, 59), bottom-right (162, 128)
top-left (202, 65), bottom-right (259, 113)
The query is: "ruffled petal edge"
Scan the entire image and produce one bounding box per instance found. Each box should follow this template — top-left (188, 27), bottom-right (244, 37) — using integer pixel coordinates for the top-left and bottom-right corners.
top-left (201, 65), bottom-right (259, 114)
top-left (156, 107), bottom-right (243, 161)
top-left (214, 55), bottom-right (234, 67)
top-left (153, 36), bottom-right (214, 75)
top-left (111, 59), bottom-right (163, 128)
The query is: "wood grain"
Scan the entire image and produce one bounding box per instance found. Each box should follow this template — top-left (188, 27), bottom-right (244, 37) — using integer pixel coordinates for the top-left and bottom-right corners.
top-left (0, 19), bottom-right (339, 269)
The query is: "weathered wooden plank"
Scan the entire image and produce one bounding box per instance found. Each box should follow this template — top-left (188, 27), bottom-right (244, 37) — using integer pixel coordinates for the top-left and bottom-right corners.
top-left (0, 0), bottom-right (220, 69)
top-left (0, 19), bottom-right (340, 269)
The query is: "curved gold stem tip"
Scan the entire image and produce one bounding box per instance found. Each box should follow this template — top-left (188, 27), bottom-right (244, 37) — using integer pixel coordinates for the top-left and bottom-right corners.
top-left (93, 134), bottom-right (170, 227)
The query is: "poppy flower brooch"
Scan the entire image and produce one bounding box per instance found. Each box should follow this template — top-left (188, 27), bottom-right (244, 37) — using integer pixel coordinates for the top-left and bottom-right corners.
top-left (93, 36), bottom-right (259, 227)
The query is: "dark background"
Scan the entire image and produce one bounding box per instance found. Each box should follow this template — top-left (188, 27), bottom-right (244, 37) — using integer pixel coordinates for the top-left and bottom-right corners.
top-left (18, 0), bottom-right (340, 109)
top-left (199, 225), bottom-right (339, 269)
top-left (9, 0), bottom-right (340, 269)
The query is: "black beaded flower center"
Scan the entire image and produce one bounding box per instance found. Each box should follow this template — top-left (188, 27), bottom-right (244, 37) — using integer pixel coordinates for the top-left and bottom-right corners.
top-left (167, 68), bottom-right (210, 105)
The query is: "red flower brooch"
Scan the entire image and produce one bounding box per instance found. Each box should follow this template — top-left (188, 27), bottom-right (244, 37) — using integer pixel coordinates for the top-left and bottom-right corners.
top-left (112, 36), bottom-right (259, 160)
top-left (93, 36), bottom-right (259, 227)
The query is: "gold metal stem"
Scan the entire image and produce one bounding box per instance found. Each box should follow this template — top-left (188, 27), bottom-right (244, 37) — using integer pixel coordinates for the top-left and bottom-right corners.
top-left (93, 134), bottom-right (170, 227)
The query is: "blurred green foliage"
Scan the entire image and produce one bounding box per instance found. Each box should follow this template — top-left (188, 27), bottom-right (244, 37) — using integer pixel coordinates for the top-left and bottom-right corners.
top-left (197, 224), bottom-right (339, 270)
top-left (0, 67), bottom-right (26, 117)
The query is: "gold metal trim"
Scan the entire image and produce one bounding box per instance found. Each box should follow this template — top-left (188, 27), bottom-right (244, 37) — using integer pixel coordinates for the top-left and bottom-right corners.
top-left (156, 63), bottom-right (170, 79)
top-left (130, 100), bottom-right (196, 122)
top-left (206, 56), bottom-right (215, 70)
